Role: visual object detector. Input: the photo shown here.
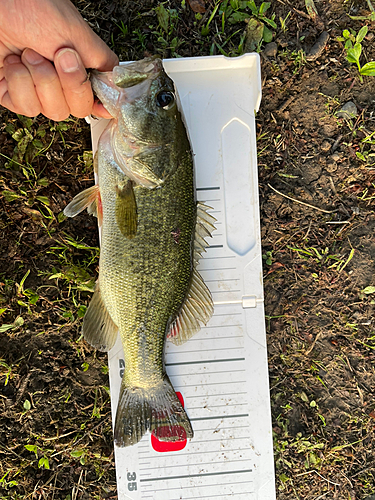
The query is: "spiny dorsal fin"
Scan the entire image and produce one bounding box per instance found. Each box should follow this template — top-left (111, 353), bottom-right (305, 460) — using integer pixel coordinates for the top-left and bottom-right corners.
top-left (167, 202), bottom-right (216, 345)
top-left (82, 284), bottom-right (118, 352)
top-left (64, 185), bottom-right (100, 218)
top-left (115, 180), bottom-right (137, 239)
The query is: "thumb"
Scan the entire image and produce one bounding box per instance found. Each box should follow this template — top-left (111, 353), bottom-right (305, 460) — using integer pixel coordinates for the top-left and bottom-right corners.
top-left (70, 30), bottom-right (119, 72)
top-left (54, 48), bottom-right (93, 118)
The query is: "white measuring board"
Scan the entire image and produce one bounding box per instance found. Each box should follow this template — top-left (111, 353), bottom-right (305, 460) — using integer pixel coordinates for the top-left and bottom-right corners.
top-left (89, 54), bottom-right (275, 500)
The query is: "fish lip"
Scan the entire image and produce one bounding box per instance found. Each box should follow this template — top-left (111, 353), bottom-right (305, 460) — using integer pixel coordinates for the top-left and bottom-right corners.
top-left (90, 58), bottom-right (162, 99)
top-left (90, 60), bottom-right (162, 119)
top-left (90, 70), bottom-right (119, 117)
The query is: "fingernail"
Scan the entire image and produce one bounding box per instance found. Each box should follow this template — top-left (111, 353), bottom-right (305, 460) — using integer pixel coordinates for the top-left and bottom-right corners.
top-left (58, 49), bottom-right (80, 73)
top-left (23, 49), bottom-right (44, 65)
top-left (5, 54), bottom-right (21, 65)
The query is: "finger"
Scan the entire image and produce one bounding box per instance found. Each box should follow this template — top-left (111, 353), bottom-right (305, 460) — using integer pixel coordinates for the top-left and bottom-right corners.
top-left (92, 100), bottom-right (114, 119)
top-left (2, 54), bottom-right (41, 116)
top-left (0, 67), bottom-right (16, 113)
top-left (82, 44), bottom-right (119, 73)
top-left (64, 22), bottom-right (119, 72)
top-left (22, 48), bottom-right (70, 121)
top-left (54, 48), bottom-right (93, 118)
top-left (0, 40), bottom-right (21, 67)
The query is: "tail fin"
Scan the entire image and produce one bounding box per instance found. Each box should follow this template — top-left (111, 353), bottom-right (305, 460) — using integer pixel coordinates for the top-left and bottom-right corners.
top-left (114, 375), bottom-right (193, 447)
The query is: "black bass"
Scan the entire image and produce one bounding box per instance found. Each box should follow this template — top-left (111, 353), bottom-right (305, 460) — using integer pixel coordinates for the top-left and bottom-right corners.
top-left (64, 58), bottom-right (215, 447)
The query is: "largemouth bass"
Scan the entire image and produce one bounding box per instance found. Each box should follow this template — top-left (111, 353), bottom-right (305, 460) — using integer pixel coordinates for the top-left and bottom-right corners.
top-left (64, 58), bottom-right (215, 447)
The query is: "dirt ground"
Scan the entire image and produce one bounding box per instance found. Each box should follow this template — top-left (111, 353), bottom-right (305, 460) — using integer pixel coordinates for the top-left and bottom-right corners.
top-left (1, 0), bottom-right (375, 499)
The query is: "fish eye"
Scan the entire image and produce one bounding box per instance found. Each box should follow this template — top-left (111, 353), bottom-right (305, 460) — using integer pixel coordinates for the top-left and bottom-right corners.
top-left (156, 91), bottom-right (175, 110)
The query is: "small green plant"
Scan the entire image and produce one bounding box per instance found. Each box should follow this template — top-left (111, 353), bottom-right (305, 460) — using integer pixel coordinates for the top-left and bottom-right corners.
top-left (262, 250), bottom-right (273, 265)
top-left (0, 471), bottom-right (18, 490)
top-left (0, 316), bottom-right (24, 334)
top-left (4, 116), bottom-right (46, 167)
top-left (219, 0), bottom-right (276, 51)
top-left (23, 400), bottom-right (31, 411)
top-left (0, 360), bottom-right (12, 385)
top-left (47, 234), bottom-right (98, 292)
top-left (131, 28), bottom-right (147, 52)
top-left (288, 245), bottom-right (354, 273)
top-left (81, 362), bottom-right (90, 372)
top-left (153, 4), bottom-right (183, 55)
top-left (16, 270), bottom-right (39, 314)
top-left (337, 26), bottom-right (375, 82)
top-left (201, 1), bottom-right (221, 36)
top-left (355, 129), bottom-right (375, 166)
top-left (70, 449), bottom-right (87, 465)
top-left (224, 0), bottom-right (276, 28)
top-left (279, 11), bottom-right (291, 33)
top-left (24, 444), bottom-right (50, 470)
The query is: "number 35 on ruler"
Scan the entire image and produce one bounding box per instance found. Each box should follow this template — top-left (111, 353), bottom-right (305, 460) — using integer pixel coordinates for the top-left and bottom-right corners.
top-left (127, 472), bottom-right (137, 491)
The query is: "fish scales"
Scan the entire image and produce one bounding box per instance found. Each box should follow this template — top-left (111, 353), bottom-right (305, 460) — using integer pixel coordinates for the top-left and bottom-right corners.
top-left (64, 57), bottom-right (214, 447)
top-left (98, 146), bottom-right (195, 387)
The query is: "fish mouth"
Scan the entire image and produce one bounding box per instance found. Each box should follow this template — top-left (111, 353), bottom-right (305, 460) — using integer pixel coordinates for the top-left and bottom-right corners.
top-left (91, 58), bottom-right (169, 189)
top-left (90, 58), bottom-right (162, 116)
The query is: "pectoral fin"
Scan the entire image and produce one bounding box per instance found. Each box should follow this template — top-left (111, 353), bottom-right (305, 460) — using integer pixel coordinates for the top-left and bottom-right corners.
top-left (115, 180), bottom-right (137, 239)
top-left (64, 184), bottom-right (102, 226)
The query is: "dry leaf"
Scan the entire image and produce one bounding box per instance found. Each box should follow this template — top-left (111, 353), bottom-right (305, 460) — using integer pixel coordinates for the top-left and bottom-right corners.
top-left (187, 0), bottom-right (206, 14)
top-left (266, 262), bottom-right (285, 275)
top-left (305, 0), bottom-right (319, 21)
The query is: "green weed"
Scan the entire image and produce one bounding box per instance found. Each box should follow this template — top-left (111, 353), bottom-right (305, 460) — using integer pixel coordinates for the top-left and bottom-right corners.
top-left (70, 448), bottom-right (87, 465)
top-left (262, 250), bottom-right (273, 265)
top-left (288, 245), bottom-right (354, 273)
top-left (201, 1), bottom-right (221, 36)
top-left (355, 129), bottom-right (375, 166)
top-left (24, 444), bottom-right (51, 470)
top-left (279, 11), bottom-right (291, 33)
top-left (0, 360), bottom-right (12, 386)
top-left (47, 234), bottom-right (98, 292)
top-left (337, 26), bottom-right (375, 82)
top-left (0, 471), bottom-right (19, 490)
top-left (0, 316), bottom-right (24, 334)
top-left (220, 0), bottom-right (276, 51)
top-left (16, 270), bottom-right (39, 314)
top-left (154, 5), bottom-right (183, 56)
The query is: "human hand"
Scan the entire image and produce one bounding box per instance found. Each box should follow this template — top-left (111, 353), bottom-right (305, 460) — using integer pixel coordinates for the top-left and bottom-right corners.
top-left (0, 0), bottom-right (119, 120)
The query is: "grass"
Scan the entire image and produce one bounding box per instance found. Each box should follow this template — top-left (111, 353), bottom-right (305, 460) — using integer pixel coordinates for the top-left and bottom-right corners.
top-left (1, 0), bottom-right (375, 498)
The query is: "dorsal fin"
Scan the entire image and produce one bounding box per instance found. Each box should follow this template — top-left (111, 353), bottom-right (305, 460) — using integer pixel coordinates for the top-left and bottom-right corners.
top-left (167, 202), bottom-right (216, 345)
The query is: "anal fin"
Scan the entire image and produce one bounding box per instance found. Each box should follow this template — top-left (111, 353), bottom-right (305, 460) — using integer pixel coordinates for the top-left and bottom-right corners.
top-left (82, 284), bottom-right (118, 351)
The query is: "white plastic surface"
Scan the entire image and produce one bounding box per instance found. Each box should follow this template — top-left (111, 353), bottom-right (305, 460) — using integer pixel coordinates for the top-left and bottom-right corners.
top-left (89, 54), bottom-right (275, 500)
